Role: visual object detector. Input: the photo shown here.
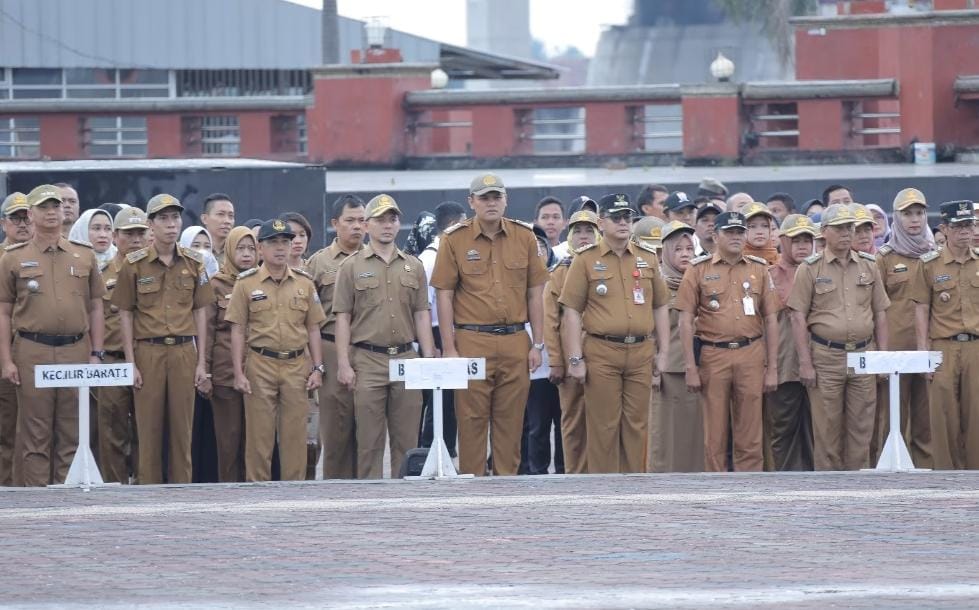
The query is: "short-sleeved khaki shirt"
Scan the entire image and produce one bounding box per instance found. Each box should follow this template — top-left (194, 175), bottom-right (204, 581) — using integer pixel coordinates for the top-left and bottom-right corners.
top-left (430, 218), bottom-right (548, 325)
top-left (876, 246), bottom-right (925, 350)
top-left (332, 245), bottom-right (428, 346)
top-left (306, 240), bottom-right (360, 334)
top-left (111, 246), bottom-right (213, 339)
top-left (768, 261), bottom-right (802, 383)
top-left (787, 249), bottom-right (890, 343)
top-left (909, 247), bottom-right (979, 339)
top-left (675, 252), bottom-right (779, 343)
top-left (0, 237), bottom-right (106, 334)
top-left (225, 265), bottom-right (325, 351)
top-left (543, 259), bottom-right (571, 367)
top-left (102, 257), bottom-right (124, 352)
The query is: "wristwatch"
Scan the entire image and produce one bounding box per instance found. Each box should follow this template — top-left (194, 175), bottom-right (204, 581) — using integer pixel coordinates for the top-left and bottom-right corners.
top-left (532, 342), bottom-right (545, 351)
top-left (312, 364), bottom-right (326, 375)
top-left (568, 355), bottom-right (584, 366)
top-left (90, 350), bottom-right (105, 361)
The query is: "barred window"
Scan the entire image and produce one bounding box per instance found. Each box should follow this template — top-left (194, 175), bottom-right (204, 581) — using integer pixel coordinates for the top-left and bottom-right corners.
top-left (0, 117), bottom-right (41, 159)
top-left (85, 116), bottom-right (148, 158)
top-left (2, 68), bottom-right (170, 100)
top-left (201, 116), bottom-right (240, 156)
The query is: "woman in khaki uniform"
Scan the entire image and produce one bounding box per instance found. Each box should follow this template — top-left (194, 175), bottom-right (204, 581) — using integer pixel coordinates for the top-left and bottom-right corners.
top-left (206, 226), bottom-right (256, 482)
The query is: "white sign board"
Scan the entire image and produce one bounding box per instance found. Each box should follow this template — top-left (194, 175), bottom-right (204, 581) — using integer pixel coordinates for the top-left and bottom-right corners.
top-left (35, 363), bottom-right (135, 388)
top-left (388, 357), bottom-right (486, 388)
top-left (846, 351), bottom-right (942, 375)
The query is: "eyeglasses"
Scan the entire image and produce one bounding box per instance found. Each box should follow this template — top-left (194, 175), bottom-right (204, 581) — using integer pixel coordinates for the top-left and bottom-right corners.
top-left (603, 213), bottom-right (633, 224)
top-left (4, 215), bottom-right (29, 225)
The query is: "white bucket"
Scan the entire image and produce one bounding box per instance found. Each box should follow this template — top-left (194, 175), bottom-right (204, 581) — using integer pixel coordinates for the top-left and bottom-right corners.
top-left (913, 142), bottom-right (936, 165)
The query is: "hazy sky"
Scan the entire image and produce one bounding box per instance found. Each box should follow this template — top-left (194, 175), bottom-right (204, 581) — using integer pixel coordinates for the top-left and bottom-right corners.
top-left (287, 0), bottom-right (633, 57)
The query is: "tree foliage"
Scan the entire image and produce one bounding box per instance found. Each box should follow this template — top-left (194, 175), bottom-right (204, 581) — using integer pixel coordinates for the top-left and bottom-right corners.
top-left (712, 0), bottom-right (820, 71)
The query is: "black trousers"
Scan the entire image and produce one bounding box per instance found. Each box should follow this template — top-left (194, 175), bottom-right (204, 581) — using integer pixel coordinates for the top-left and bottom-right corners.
top-left (419, 327), bottom-right (457, 455)
top-left (520, 378), bottom-right (564, 475)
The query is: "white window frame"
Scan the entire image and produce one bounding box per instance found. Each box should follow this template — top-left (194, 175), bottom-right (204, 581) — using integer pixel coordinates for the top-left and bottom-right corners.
top-left (85, 116), bottom-right (148, 158)
top-left (0, 117), bottom-right (41, 159)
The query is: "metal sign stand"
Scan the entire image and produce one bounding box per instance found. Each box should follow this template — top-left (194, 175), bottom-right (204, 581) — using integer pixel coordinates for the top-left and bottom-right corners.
top-left (848, 350), bottom-right (942, 472)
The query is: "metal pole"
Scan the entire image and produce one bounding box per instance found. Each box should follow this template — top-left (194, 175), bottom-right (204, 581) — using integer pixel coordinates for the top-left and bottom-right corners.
top-left (77, 388), bottom-right (92, 490)
top-left (433, 386), bottom-right (444, 476)
top-left (889, 372), bottom-right (901, 469)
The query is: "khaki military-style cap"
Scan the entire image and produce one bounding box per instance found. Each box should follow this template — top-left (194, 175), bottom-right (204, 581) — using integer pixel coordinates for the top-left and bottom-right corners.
top-left (780, 213), bottom-right (818, 237)
top-left (114, 207), bottom-right (149, 230)
top-left (146, 193), bottom-right (184, 216)
top-left (1, 192), bottom-right (29, 216)
top-left (661, 220), bottom-right (695, 243)
top-left (632, 215), bottom-right (664, 242)
top-left (26, 184), bottom-right (63, 207)
top-left (821, 204), bottom-right (856, 227)
top-left (743, 201), bottom-right (775, 221)
top-left (567, 210), bottom-right (599, 228)
top-left (849, 203), bottom-right (876, 226)
top-left (365, 194), bottom-right (401, 219)
top-left (893, 188), bottom-right (926, 211)
top-left (470, 173), bottom-right (506, 196)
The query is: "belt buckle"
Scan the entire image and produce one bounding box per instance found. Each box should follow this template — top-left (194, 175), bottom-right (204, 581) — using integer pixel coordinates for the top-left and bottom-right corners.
top-left (956, 333), bottom-right (969, 342)
top-left (728, 342), bottom-right (740, 349)
top-left (844, 341), bottom-right (856, 351)
top-left (492, 327), bottom-right (505, 334)
top-left (277, 351), bottom-right (289, 360)
top-left (164, 336), bottom-right (176, 346)
top-left (387, 346), bottom-right (399, 356)
top-left (623, 336), bottom-right (636, 344)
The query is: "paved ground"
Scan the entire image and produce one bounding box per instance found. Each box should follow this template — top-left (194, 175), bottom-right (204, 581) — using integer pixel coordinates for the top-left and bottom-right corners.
top-left (2, 472), bottom-right (979, 609)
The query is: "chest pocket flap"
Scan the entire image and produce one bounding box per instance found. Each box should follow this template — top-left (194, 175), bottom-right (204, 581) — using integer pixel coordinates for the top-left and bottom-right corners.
top-left (814, 281), bottom-right (837, 295)
top-left (17, 267), bottom-right (43, 279)
top-left (400, 274), bottom-right (419, 289)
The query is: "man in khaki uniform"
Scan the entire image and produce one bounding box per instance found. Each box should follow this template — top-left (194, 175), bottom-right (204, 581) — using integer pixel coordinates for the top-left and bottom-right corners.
top-left (333, 195), bottom-right (435, 479)
top-left (560, 194), bottom-right (670, 474)
top-left (112, 194), bottom-right (212, 484)
top-left (0, 192), bottom-right (31, 485)
top-left (227, 219), bottom-right (325, 481)
top-left (431, 173), bottom-right (548, 476)
top-left (788, 203), bottom-right (890, 471)
top-left (873, 188), bottom-right (933, 467)
top-left (306, 195), bottom-right (365, 479)
top-left (98, 207), bottom-right (149, 483)
top-left (543, 209), bottom-right (599, 474)
top-left (911, 200), bottom-right (979, 469)
top-left (0, 184), bottom-right (106, 486)
top-left (766, 214), bottom-right (816, 471)
top-left (677, 211), bottom-right (780, 472)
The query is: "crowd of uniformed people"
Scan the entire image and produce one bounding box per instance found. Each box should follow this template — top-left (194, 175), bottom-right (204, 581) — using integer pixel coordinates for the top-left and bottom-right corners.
top-left (0, 174), bottom-right (976, 486)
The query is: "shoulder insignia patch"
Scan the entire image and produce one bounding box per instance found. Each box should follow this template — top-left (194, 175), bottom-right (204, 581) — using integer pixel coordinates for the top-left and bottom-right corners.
top-left (510, 218), bottom-right (535, 231)
top-left (3, 242), bottom-right (27, 252)
top-left (858, 251), bottom-right (876, 262)
top-left (745, 254), bottom-right (768, 265)
top-left (237, 267), bottom-right (259, 279)
top-left (877, 244), bottom-right (893, 256)
top-left (689, 254), bottom-right (711, 266)
top-left (69, 238), bottom-right (93, 249)
top-left (804, 253), bottom-right (823, 265)
top-left (292, 267), bottom-right (313, 279)
top-left (636, 241), bottom-right (659, 255)
top-left (126, 248), bottom-right (149, 264)
top-left (575, 243), bottom-right (598, 253)
top-left (920, 250), bottom-right (940, 263)
top-left (179, 246), bottom-right (204, 263)
top-left (443, 218), bottom-right (471, 235)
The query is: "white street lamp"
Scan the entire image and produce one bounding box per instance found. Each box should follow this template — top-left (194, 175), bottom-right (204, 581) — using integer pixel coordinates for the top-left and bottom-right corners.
top-left (710, 52), bottom-right (735, 82)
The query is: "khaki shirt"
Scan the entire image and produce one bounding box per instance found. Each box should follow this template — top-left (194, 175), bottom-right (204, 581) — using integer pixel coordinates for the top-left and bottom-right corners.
top-left (543, 258), bottom-right (571, 367)
top-left (559, 240), bottom-right (669, 337)
top-left (332, 245), bottom-right (428, 346)
top-left (307, 240), bottom-right (360, 334)
top-left (876, 246), bottom-right (925, 350)
top-left (0, 237), bottom-right (105, 334)
top-left (207, 272), bottom-right (237, 387)
top-left (102, 258), bottom-right (124, 352)
top-left (662, 275), bottom-right (686, 374)
top-left (676, 252), bottom-right (779, 343)
top-left (225, 265), bottom-right (325, 351)
top-left (787, 249), bottom-right (889, 343)
top-left (111, 246), bottom-right (213, 339)
top-left (768, 261), bottom-right (801, 384)
top-left (909, 247), bottom-right (979, 339)
top-left (430, 217), bottom-right (548, 325)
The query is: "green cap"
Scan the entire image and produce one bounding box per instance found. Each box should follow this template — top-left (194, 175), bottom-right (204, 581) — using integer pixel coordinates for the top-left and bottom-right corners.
top-left (821, 204), bottom-right (856, 228)
top-left (365, 194), bottom-right (402, 219)
top-left (470, 173), bottom-right (506, 196)
top-left (114, 207), bottom-right (149, 230)
top-left (779, 213), bottom-right (817, 237)
top-left (146, 193), bottom-right (184, 216)
top-left (26, 184), bottom-right (63, 207)
top-left (1, 192), bottom-right (29, 216)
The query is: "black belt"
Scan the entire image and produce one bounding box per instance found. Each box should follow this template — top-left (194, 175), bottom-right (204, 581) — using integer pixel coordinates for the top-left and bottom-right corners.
top-left (17, 331), bottom-right (84, 347)
top-left (455, 323), bottom-right (524, 335)
top-left (104, 350), bottom-right (126, 360)
top-left (811, 334), bottom-right (872, 351)
top-left (320, 332), bottom-right (336, 342)
top-left (251, 346), bottom-right (305, 360)
top-left (946, 333), bottom-right (979, 342)
top-left (698, 336), bottom-right (761, 350)
top-left (141, 336), bottom-right (194, 346)
top-left (588, 333), bottom-right (648, 345)
top-left (354, 341), bottom-right (414, 356)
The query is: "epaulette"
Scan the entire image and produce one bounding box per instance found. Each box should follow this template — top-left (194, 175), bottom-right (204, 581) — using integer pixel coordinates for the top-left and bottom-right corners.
top-left (292, 267), bottom-right (313, 279)
top-left (745, 254), bottom-right (768, 265)
top-left (126, 248), bottom-right (149, 264)
top-left (237, 267), bottom-right (259, 279)
top-left (548, 256), bottom-right (572, 272)
top-left (689, 254), bottom-right (711, 266)
top-left (920, 250), bottom-right (940, 263)
top-left (510, 218), bottom-right (535, 231)
top-left (3, 242), bottom-right (27, 252)
top-left (98, 261), bottom-right (108, 273)
top-left (575, 243), bottom-right (598, 253)
top-left (443, 218), bottom-right (472, 235)
top-left (69, 238), bottom-right (93, 249)
top-left (803, 253), bottom-right (823, 265)
top-left (636, 241), bottom-right (659, 255)
top-left (877, 244), bottom-right (893, 256)
top-left (858, 251), bottom-right (876, 262)
top-left (179, 246), bottom-right (204, 264)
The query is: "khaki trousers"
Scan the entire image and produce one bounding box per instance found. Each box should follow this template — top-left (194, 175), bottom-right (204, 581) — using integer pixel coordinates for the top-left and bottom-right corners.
top-left (700, 340), bottom-right (764, 472)
top-left (319, 338), bottom-right (357, 479)
top-left (454, 329), bottom-right (530, 476)
top-left (806, 342), bottom-right (876, 471)
top-left (12, 335), bottom-right (89, 486)
top-left (97, 353), bottom-right (136, 483)
top-left (929, 339), bottom-right (979, 470)
top-left (210, 384), bottom-right (244, 482)
top-left (557, 377), bottom-right (586, 474)
top-left (0, 377), bottom-right (18, 485)
top-left (650, 372), bottom-right (704, 473)
top-left (581, 336), bottom-right (653, 474)
top-left (244, 351), bottom-right (310, 482)
top-left (870, 373), bottom-right (931, 468)
top-left (134, 341), bottom-right (197, 484)
top-left (763, 381), bottom-right (813, 471)
top-left (352, 348), bottom-right (421, 479)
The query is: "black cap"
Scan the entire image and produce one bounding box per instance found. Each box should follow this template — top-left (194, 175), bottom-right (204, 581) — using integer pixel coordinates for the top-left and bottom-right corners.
top-left (243, 218), bottom-right (264, 229)
top-left (598, 193), bottom-right (634, 216)
top-left (714, 211), bottom-right (747, 231)
top-left (939, 200), bottom-right (976, 224)
top-left (696, 202), bottom-right (724, 220)
top-left (257, 218), bottom-right (296, 241)
top-left (664, 191), bottom-right (696, 212)
top-left (569, 195), bottom-right (598, 216)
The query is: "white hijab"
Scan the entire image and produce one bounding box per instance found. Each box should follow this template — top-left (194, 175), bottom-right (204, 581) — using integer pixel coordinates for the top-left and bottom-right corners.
top-left (179, 226), bottom-right (220, 279)
top-left (68, 209), bottom-right (116, 266)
